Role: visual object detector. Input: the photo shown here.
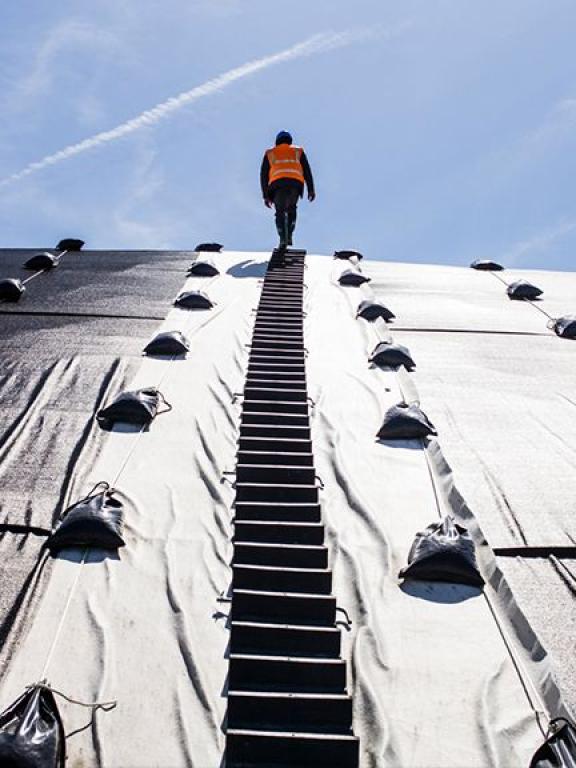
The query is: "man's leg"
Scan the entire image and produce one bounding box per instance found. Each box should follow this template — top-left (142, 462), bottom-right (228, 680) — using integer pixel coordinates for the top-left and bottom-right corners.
top-left (273, 188), bottom-right (290, 247)
top-left (285, 188), bottom-right (300, 246)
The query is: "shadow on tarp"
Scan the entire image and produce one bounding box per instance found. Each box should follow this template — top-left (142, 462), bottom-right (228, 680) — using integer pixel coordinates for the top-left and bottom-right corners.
top-left (66, 709), bottom-right (98, 741)
top-left (96, 421), bottom-right (149, 435)
top-left (401, 580), bottom-right (482, 604)
top-left (376, 438), bottom-right (424, 451)
top-left (0, 546), bottom-right (51, 663)
top-left (55, 548), bottom-right (121, 565)
top-left (227, 261), bottom-right (268, 279)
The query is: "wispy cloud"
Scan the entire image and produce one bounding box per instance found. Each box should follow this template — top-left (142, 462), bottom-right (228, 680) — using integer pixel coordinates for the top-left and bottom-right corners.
top-left (521, 98), bottom-right (576, 149)
top-left (475, 96), bottom-right (576, 189)
top-left (492, 97), bottom-right (576, 172)
top-left (112, 139), bottom-right (170, 248)
top-left (5, 20), bottom-right (117, 109)
top-left (0, 26), bottom-right (401, 189)
top-left (502, 217), bottom-right (576, 267)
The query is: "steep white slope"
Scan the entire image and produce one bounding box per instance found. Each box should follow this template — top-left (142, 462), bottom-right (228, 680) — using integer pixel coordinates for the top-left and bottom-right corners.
top-left (2, 251), bottom-right (571, 767)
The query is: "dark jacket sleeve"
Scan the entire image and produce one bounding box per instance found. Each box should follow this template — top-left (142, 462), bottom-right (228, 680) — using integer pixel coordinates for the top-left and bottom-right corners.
top-left (301, 151), bottom-right (315, 196)
top-left (260, 154), bottom-right (270, 199)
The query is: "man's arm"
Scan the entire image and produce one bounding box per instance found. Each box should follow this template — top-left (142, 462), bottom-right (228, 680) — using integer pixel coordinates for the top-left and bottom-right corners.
top-left (301, 151), bottom-right (315, 200)
top-left (260, 154), bottom-right (270, 200)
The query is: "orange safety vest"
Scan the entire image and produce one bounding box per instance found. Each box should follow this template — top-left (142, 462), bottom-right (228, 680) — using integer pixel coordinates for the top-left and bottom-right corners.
top-left (266, 144), bottom-right (305, 185)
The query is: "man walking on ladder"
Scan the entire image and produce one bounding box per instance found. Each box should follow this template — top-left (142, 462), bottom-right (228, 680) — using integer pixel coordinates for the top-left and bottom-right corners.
top-left (260, 131), bottom-right (315, 248)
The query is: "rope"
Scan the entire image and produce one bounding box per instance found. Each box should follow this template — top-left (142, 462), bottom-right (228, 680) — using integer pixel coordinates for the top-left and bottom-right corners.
top-left (545, 717), bottom-right (575, 737)
top-left (421, 441), bottom-right (445, 521)
top-left (22, 269), bottom-right (47, 286)
top-left (111, 285), bottom-right (231, 487)
top-left (21, 250), bottom-right (69, 285)
top-left (421, 441), bottom-right (549, 736)
top-left (365, 263), bottom-right (552, 735)
top-left (489, 271), bottom-right (555, 322)
top-left (55, 482), bottom-right (110, 522)
top-left (482, 591), bottom-right (548, 737)
top-left (389, 320), bottom-right (550, 734)
top-left (30, 681), bottom-right (117, 712)
top-left (39, 548), bottom-right (88, 680)
top-left (37, 264), bottom-right (234, 681)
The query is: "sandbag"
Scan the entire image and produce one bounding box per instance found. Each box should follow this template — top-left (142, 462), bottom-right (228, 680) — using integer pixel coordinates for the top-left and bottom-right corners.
top-left (96, 387), bottom-right (171, 428)
top-left (338, 270), bottom-right (371, 286)
top-left (377, 403), bottom-right (436, 439)
top-left (0, 684), bottom-right (65, 767)
top-left (357, 299), bottom-right (395, 322)
top-left (507, 280), bottom-right (543, 300)
top-left (174, 290), bottom-right (214, 310)
top-left (56, 238), bottom-right (84, 251)
top-left (143, 330), bottom-right (190, 356)
top-left (399, 516), bottom-right (484, 587)
top-left (195, 242), bottom-right (223, 252)
top-left (24, 252), bottom-right (60, 271)
top-left (529, 718), bottom-right (576, 768)
top-left (370, 342), bottom-right (415, 369)
top-left (48, 482), bottom-right (125, 554)
top-left (551, 315), bottom-right (576, 339)
top-left (334, 249), bottom-right (363, 260)
top-left (0, 278), bottom-right (25, 302)
top-left (470, 259), bottom-right (504, 271)
top-left (188, 259), bottom-right (219, 277)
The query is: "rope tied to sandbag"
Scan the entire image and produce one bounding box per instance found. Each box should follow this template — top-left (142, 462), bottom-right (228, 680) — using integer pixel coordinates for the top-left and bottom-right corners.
top-left (22, 250), bottom-right (69, 284)
top-left (27, 681), bottom-right (117, 712)
top-left (546, 717), bottom-right (572, 737)
top-left (489, 270), bottom-right (554, 321)
top-left (55, 481), bottom-right (113, 522)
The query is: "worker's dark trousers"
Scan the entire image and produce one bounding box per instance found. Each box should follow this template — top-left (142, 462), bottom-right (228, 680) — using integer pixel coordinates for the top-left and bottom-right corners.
top-left (271, 186), bottom-right (300, 239)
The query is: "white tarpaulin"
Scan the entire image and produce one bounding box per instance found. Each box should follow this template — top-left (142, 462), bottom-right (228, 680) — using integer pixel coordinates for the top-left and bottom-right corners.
top-left (1, 251), bottom-right (572, 767)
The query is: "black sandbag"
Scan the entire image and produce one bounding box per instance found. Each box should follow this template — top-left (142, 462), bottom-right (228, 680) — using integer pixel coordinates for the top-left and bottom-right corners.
top-left (0, 684), bottom-right (65, 767)
top-left (96, 387), bottom-right (171, 428)
top-left (529, 718), bottom-right (576, 768)
top-left (507, 280), bottom-right (543, 300)
top-left (399, 516), bottom-right (484, 587)
top-left (48, 483), bottom-right (125, 554)
top-left (24, 252), bottom-right (59, 271)
top-left (143, 330), bottom-right (190, 356)
top-left (470, 259), bottom-right (504, 271)
top-left (195, 242), bottom-right (223, 252)
top-left (338, 269), bottom-right (371, 286)
top-left (334, 249), bottom-right (363, 260)
top-left (370, 342), bottom-right (415, 369)
top-left (56, 238), bottom-right (84, 251)
top-left (174, 290), bottom-right (214, 309)
top-left (0, 278), bottom-right (25, 302)
top-left (377, 403), bottom-right (436, 439)
top-left (357, 299), bottom-right (395, 322)
top-left (188, 260), bottom-right (219, 277)
top-left (552, 315), bottom-right (576, 339)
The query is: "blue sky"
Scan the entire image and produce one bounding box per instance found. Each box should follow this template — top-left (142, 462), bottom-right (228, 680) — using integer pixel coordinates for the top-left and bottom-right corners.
top-left (1, 0), bottom-right (575, 269)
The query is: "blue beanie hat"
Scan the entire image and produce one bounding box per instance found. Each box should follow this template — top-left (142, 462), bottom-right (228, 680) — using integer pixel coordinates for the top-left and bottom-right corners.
top-left (275, 130), bottom-right (293, 145)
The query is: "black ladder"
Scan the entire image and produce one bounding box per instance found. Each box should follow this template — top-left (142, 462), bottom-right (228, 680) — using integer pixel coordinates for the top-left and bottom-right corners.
top-left (226, 248), bottom-right (360, 767)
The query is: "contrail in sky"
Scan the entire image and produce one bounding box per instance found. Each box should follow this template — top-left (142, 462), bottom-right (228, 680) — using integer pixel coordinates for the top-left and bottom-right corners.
top-left (0, 27), bottom-right (394, 188)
